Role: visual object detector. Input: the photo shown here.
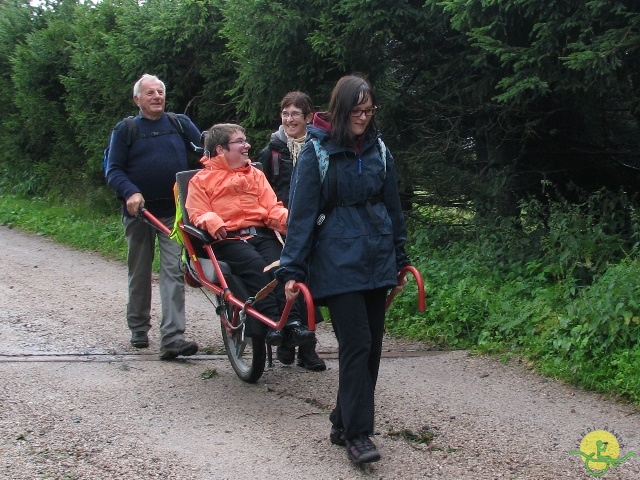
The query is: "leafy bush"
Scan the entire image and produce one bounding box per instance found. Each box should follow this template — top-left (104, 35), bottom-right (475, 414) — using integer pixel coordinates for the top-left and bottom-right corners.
top-left (387, 188), bottom-right (640, 404)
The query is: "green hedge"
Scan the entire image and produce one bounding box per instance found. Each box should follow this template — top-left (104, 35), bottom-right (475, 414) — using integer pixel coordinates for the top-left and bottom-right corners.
top-left (387, 190), bottom-right (640, 404)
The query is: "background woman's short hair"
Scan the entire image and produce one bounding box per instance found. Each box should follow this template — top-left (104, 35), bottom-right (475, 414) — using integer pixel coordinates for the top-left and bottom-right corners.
top-left (280, 91), bottom-right (314, 115)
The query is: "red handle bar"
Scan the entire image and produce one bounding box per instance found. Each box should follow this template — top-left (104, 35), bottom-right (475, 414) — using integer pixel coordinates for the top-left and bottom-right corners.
top-left (139, 207), bottom-right (171, 236)
top-left (139, 207), bottom-right (317, 333)
top-left (385, 265), bottom-right (426, 312)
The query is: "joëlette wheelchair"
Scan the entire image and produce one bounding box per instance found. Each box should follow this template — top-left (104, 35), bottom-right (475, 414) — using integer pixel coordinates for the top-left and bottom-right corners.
top-left (142, 169), bottom-right (426, 384)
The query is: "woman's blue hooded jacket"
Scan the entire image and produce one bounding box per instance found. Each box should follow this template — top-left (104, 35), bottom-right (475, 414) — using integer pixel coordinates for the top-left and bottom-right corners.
top-left (276, 115), bottom-right (410, 300)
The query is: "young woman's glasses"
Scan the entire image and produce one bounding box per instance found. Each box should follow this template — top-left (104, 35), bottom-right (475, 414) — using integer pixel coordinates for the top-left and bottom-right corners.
top-left (350, 106), bottom-right (377, 118)
top-left (227, 139), bottom-right (249, 146)
top-left (281, 111), bottom-right (304, 119)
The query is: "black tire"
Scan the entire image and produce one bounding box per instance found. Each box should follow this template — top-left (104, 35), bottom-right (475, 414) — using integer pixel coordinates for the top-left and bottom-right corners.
top-left (218, 299), bottom-right (266, 383)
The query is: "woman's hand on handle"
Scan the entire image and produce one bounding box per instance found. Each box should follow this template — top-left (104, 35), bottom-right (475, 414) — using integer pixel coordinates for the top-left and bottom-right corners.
top-left (391, 271), bottom-right (408, 297)
top-left (386, 265), bottom-right (426, 312)
top-left (284, 280), bottom-right (299, 302)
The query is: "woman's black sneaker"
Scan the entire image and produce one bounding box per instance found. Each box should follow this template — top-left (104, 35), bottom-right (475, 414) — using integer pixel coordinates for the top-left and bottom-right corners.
top-left (330, 426), bottom-right (346, 446)
top-left (297, 342), bottom-right (326, 371)
top-left (345, 435), bottom-right (381, 464)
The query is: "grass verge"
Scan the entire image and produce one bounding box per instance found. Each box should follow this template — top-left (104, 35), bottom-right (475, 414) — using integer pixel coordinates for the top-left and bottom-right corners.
top-left (0, 194), bottom-right (126, 262)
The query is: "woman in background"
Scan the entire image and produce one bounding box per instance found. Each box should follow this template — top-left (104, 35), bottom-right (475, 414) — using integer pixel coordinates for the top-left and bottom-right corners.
top-left (257, 91), bottom-right (326, 372)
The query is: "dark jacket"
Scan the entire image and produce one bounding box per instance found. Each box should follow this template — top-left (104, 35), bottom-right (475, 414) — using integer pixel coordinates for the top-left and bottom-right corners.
top-left (256, 126), bottom-right (294, 207)
top-left (276, 114), bottom-right (410, 300)
top-left (106, 113), bottom-right (201, 217)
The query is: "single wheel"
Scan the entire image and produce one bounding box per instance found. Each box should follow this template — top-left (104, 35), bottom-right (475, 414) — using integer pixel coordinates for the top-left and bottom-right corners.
top-left (218, 298), bottom-right (266, 383)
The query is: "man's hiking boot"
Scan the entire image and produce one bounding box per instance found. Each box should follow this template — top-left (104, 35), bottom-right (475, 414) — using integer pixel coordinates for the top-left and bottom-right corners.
top-left (130, 331), bottom-right (149, 349)
top-left (159, 338), bottom-right (198, 360)
top-left (297, 342), bottom-right (326, 371)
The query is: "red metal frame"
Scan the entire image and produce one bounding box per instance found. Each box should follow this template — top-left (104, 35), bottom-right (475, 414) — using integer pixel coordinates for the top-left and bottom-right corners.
top-left (140, 208), bottom-right (171, 235)
top-left (385, 265), bottom-right (426, 312)
top-left (140, 208), bottom-right (424, 330)
top-left (140, 208), bottom-right (315, 332)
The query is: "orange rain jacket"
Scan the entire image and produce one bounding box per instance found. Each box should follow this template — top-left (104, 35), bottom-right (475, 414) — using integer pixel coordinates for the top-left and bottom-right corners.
top-left (185, 154), bottom-right (288, 237)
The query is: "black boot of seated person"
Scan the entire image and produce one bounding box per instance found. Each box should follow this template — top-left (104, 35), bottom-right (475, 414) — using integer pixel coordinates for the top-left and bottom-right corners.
top-left (265, 328), bottom-right (284, 347)
top-left (284, 321), bottom-right (315, 347)
top-left (276, 344), bottom-right (296, 365)
top-left (330, 425), bottom-right (346, 446)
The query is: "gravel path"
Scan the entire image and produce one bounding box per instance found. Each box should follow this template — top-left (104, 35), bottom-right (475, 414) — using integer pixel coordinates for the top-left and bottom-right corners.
top-left (1, 225), bottom-right (639, 480)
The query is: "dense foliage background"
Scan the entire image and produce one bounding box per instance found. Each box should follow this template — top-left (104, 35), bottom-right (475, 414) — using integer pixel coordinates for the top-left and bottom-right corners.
top-left (1, 0), bottom-right (639, 403)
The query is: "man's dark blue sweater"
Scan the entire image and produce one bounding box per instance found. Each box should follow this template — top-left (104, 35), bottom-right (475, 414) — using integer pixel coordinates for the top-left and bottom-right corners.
top-left (106, 113), bottom-right (201, 217)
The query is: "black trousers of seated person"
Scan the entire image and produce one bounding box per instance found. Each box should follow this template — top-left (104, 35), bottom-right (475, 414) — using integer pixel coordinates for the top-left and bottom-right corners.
top-left (327, 288), bottom-right (387, 441)
top-left (211, 234), bottom-right (302, 331)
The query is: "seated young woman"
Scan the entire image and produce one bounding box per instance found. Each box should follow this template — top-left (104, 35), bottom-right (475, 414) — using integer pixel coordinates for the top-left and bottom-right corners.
top-left (185, 123), bottom-right (314, 347)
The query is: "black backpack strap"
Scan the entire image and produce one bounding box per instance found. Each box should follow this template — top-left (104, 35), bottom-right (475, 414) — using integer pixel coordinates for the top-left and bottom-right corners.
top-left (166, 112), bottom-right (184, 134)
top-left (123, 116), bottom-right (137, 146)
top-left (166, 112), bottom-right (201, 155)
top-left (121, 113), bottom-right (190, 148)
top-left (271, 150), bottom-right (280, 177)
top-left (326, 158), bottom-right (338, 211)
top-left (316, 158), bottom-right (338, 228)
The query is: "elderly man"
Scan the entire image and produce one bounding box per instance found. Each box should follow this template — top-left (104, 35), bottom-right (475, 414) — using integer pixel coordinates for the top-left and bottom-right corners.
top-left (106, 73), bottom-right (202, 360)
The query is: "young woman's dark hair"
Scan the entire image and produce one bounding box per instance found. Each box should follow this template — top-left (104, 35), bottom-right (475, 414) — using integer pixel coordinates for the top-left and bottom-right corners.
top-left (280, 91), bottom-right (314, 116)
top-left (328, 74), bottom-right (378, 147)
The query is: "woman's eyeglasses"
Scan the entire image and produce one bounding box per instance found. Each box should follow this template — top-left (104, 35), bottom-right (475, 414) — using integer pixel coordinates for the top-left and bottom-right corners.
top-left (350, 106), bottom-right (377, 118)
top-left (281, 111), bottom-right (304, 119)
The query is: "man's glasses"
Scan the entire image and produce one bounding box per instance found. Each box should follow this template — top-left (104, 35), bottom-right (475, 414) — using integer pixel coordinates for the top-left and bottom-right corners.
top-left (350, 106), bottom-right (377, 118)
top-left (227, 139), bottom-right (249, 146)
top-left (281, 111), bottom-right (304, 119)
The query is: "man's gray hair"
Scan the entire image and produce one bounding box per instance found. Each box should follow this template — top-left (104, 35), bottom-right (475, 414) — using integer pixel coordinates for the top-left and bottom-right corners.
top-left (133, 74), bottom-right (165, 97)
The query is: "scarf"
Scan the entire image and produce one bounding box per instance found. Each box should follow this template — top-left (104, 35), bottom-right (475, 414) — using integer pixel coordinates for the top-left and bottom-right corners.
top-left (286, 133), bottom-right (306, 167)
